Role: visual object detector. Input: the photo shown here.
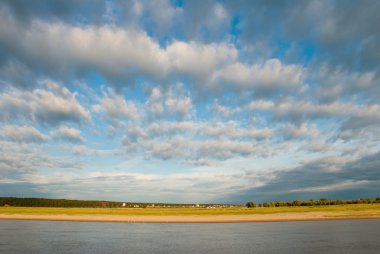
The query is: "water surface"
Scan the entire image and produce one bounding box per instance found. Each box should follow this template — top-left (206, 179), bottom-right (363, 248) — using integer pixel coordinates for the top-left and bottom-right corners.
top-left (0, 219), bottom-right (379, 253)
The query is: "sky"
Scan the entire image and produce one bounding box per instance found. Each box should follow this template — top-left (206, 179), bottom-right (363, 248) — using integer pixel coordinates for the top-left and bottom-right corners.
top-left (0, 0), bottom-right (380, 204)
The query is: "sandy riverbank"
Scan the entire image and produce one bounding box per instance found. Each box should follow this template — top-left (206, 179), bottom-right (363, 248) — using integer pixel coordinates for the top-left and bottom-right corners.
top-left (1, 210), bottom-right (380, 223)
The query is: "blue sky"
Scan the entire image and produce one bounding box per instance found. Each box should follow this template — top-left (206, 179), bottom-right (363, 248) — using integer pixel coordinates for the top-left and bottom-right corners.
top-left (1, 0), bottom-right (380, 203)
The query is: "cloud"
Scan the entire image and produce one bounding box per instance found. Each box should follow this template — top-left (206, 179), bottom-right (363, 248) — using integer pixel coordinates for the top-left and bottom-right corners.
top-left (248, 99), bottom-right (380, 123)
top-left (0, 9), bottom-right (306, 97)
top-left (181, 0), bottom-right (230, 41)
top-left (314, 65), bottom-right (379, 101)
top-left (4, 167), bottom-right (263, 203)
top-left (145, 85), bottom-right (195, 119)
top-left (166, 40), bottom-right (237, 81)
top-left (227, 151), bottom-right (380, 203)
top-left (285, 0), bottom-right (380, 71)
top-left (52, 126), bottom-right (84, 143)
top-left (246, 99), bottom-right (380, 141)
top-left (93, 88), bottom-right (141, 125)
top-left (0, 80), bottom-right (91, 125)
top-left (146, 87), bottom-right (165, 117)
top-left (0, 12), bottom-right (169, 86)
top-left (164, 84), bottom-right (194, 118)
top-left (210, 100), bottom-right (243, 117)
top-left (139, 0), bottom-right (183, 36)
top-left (0, 125), bottom-right (49, 143)
top-left (122, 119), bottom-right (275, 163)
top-left (216, 59), bottom-right (304, 94)
top-left (225, 0), bottom-right (380, 73)
top-left (278, 123), bottom-right (319, 140)
top-left (0, 0), bottom-right (106, 24)
top-left (1, 0), bottom-right (380, 203)
top-left (0, 140), bottom-right (82, 174)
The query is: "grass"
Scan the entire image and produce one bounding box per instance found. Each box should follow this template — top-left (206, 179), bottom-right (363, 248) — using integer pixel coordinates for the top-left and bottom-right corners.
top-left (1, 204), bottom-right (380, 216)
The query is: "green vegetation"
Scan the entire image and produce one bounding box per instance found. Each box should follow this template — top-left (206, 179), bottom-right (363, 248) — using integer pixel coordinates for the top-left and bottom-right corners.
top-left (0, 197), bottom-right (203, 208)
top-left (246, 202), bottom-right (257, 208)
top-left (1, 197), bottom-right (380, 217)
top-left (1, 204), bottom-right (380, 216)
top-left (246, 197), bottom-right (380, 208)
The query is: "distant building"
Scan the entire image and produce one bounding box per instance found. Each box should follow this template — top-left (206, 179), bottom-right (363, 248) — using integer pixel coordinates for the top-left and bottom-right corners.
top-left (122, 203), bottom-right (126, 207)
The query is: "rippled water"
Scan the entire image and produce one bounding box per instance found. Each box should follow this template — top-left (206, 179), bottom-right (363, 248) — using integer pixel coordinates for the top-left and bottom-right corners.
top-left (0, 219), bottom-right (379, 253)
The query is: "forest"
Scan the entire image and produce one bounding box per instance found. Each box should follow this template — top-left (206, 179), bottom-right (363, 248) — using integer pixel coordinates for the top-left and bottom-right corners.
top-left (0, 197), bottom-right (195, 208)
top-left (246, 197), bottom-right (380, 208)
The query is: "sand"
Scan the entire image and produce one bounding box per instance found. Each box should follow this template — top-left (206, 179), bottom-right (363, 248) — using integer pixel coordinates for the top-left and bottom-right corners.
top-left (1, 210), bottom-right (380, 223)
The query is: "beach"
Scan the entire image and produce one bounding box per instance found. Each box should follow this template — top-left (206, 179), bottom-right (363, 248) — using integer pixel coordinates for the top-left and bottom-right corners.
top-left (1, 209), bottom-right (380, 223)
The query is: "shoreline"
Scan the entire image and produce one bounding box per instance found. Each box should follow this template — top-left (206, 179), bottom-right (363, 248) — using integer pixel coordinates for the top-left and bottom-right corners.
top-left (1, 211), bottom-right (380, 223)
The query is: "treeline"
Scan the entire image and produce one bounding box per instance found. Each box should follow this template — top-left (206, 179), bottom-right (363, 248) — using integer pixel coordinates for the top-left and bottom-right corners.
top-left (0, 197), bottom-right (124, 208)
top-left (0, 197), bottom-right (217, 208)
top-left (246, 197), bottom-right (380, 208)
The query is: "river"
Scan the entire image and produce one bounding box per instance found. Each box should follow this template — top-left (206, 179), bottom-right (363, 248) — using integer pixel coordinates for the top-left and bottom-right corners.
top-left (0, 219), bottom-right (379, 253)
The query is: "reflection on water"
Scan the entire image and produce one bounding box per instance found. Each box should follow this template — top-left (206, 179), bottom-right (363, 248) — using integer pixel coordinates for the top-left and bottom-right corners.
top-left (0, 219), bottom-right (379, 254)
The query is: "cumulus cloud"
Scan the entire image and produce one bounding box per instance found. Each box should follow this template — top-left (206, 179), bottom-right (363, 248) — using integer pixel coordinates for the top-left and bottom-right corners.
top-left (0, 125), bottom-right (49, 143)
top-left (278, 123), bottom-right (319, 140)
top-left (314, 65), bottom-right (379, 101)
top-left (93, 88), bottom-right (141, 124)
top-left (145, 85), bottom-right (195, 119)
top-left (210, 100), bottom-right (241, 117)
top-left (0, 13), bottom-right (169, 86)
top-left (216, 59), bottom-right (304, 94)
top-left (121, 119), bottom-right (275, 163)
top-left (247, 99), bottom-right (380, 141)
top-left (146, 87), bottom-right (164, 117)
top-left (248, 99), bottom-right (380, 123)
top-left (52, 126), bottom-right (84, 143)
top-left (164, 84), bottom-right (194, 118)
top-left (166, 40), bottom-right (237, 81)
top-left (0, 80), bottom-right (91, 125)
top-left (0, 8), bottom-right (306, 97)
top-left (1, 0), bottom-right (380, 203)
top-left (0, 140), bottom-right (81, 174)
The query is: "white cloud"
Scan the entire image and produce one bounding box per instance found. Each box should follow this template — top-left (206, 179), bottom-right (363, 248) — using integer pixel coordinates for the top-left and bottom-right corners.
top-left (1, 0), bottom-right (380, 203)
top-left (0, 81), bottom-right (91, 125)
top-left (0, 140), bottom-right (81, 173)
top-left (93, 88), bottom-right (141, 122)
top-left (146, 87), bottom-right (164, 116)
top-left (166, 40), bottom-right (237, 81)
top-left (0, 13), bottom-right (279, 90)
top-left (279, 123), bottom-right (320, 140)
top-left (71, 145), bottom-right (119, 156)
top-left (145, 85), bottom-right (195, 119)
top-left (249, 99), bottom-right (380, 121)
top-left (122, 119), bottom-right (275, 162)
top-left (1, 13), bottom-right (309, 97)
top-left (52, 126), bottom-right (84, 143)
top-left (0, 125), bottom-right (50, 143)
top-left (315, 65), bottom-right (378, 101)
top-left (164, 84), bottom-right (194, 118)
top-left (217, 59), bottom-right (304, 91)
top-left (210, 100), bottom-right (243, 117)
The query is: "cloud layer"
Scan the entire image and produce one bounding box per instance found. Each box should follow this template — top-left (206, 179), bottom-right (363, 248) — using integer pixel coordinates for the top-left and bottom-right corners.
top-left (1, 0), bottom-right (379, 203)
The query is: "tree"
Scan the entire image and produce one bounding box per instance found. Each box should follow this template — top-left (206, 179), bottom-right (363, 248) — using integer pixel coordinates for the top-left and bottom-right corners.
top-left (246, 201), bottom-right (257, 208)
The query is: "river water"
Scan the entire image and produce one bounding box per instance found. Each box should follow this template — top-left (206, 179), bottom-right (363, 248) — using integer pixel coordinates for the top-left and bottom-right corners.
top-left (0, 219), bottom-right (379, 253)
